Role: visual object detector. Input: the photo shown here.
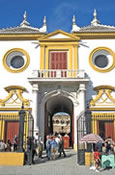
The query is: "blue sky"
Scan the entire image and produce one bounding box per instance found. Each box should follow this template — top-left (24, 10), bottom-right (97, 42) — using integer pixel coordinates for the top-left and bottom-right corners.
top-left (0, 0), bottom-right (115, 33)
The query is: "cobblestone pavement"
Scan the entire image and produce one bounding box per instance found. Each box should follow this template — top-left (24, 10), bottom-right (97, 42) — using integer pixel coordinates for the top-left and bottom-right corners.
top-left (0, 149), bottom-right (115, 175)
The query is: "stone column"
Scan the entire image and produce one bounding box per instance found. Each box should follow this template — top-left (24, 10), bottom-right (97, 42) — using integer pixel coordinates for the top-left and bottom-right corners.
top-left (32, 83), bottom-right (39, 138)
top-left (73, 102), bottom-right (79, 151)
top-left (76, 83), bottom-right (86, 151)
top-left (78, 83), bottom-right (86, 112)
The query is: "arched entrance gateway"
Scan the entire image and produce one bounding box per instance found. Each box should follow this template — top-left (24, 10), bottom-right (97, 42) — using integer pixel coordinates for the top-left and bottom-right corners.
top-left (44, 95), bottom-right (74, 147)
top-left (29, 71), bottom-right (89, 151)
top-left (28, 80), bottom-right (88, 151)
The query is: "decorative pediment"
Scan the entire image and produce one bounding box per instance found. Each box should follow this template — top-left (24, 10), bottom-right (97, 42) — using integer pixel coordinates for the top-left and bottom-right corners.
top-left (0, 85), bottom-right (30, 107)
top-left (39, 30), bottom-right (80, 41)
top-left (90, 85), bottom-right (115, 108)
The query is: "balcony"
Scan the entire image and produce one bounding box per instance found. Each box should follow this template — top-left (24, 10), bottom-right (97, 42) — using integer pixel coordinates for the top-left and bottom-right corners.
top-left (28, 69), bottom-right (89, 84)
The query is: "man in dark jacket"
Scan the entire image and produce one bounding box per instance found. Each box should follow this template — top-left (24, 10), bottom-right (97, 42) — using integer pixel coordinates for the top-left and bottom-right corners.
top-left (26, 136), bottom-right (36, 165)
top-left (58, 136), bottom-right (66, 157)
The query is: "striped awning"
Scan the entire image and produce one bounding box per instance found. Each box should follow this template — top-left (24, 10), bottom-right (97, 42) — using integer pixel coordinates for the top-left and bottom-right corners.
top-left (80, 133), bottom-right (104, 144)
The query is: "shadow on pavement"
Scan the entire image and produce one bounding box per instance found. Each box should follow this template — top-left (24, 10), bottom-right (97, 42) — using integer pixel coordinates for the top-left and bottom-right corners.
top-left (31, 150), bottom-right (76, 165)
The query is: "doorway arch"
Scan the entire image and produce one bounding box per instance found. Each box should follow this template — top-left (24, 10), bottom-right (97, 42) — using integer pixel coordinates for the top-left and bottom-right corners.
top-left (44, 94), bottom-right (74, 147)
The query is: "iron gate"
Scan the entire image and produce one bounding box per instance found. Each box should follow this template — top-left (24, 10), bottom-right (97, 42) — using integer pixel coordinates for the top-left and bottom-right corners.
top-left (0, 111), bottom-right (34, 149)
top-left (77, 108), bottom-right (91, 165)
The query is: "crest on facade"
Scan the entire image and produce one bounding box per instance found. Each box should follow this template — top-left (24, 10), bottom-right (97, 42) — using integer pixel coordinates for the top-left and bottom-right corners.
top-left (0, 85), bottom-right (30, 107)
top-left (90, 85), bottom-right (115, 108)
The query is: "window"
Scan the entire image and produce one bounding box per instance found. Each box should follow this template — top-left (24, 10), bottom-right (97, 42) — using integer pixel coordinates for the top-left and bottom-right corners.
top-left (50, 52), bottom-right (67, 69)
top-left (3, 48), bottom-right (30, 73)
top-left (56, 120), bottom-right (59, 124)
top-left (89, 47), bottom-right (115, 73)
top-left (61, 120), bottom-right (64, 124)
top-left (66, 120), bottom-right (70, 125)
top-left (10, 55), bottom-right (24, 69)
top-left (94, 55), bottom-right (108, 68)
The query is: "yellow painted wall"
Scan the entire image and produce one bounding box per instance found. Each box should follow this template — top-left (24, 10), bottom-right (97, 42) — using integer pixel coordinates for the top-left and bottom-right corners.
top-left (85, 152), bottom-right (95, 166)
top-left (91, 120), bottom-right (98, 134)
top-left (0, 120), bottom-right (5, 140)
top-left (0, 152), bottom-right (24, 166)
top-left (23, 112), bottom-right (29, 148)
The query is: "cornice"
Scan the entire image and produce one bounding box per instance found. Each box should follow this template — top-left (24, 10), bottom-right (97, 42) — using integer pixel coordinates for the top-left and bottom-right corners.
top-left (0, 108), bottom-right (32, 111)
top-left (0, 34), bottom-right (46, 40)
top-left (39, 41), bottom-right (79, 47)
top-left (90, 107), bottom-right (115, 111)
top-left (39, 38), bottom-right (79, 42)
top-left (72, 32), bottom-right (115, 39)
top-left (2, 32), bottom-right (115, 40)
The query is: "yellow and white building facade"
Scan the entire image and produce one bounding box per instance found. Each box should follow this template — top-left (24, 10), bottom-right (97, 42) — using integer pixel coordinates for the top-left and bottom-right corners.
top-left (0, 10), bottom-right (115, 150)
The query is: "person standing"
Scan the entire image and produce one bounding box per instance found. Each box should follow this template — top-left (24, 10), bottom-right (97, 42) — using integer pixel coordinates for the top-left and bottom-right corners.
top-left (6, 139), bottom-right (12, 152)
top-left (0, 140), bottom-right (6, 152)
top-left (55, 135), bottom-right (60, 152)
top-left (50, 138), bottom-right (57, 160)
top-left (94, 148), bottom-right (100, 172)
top-left (38, 137), bottom-right (44, 158)
top-left (58, 136), bottom-right (66, 158)
top-left (13, 135), bottom-right (18, 151)
top-left (46, 136), bottom-right (51, 160)
top-left (26, 136), bottom-right (35, 165)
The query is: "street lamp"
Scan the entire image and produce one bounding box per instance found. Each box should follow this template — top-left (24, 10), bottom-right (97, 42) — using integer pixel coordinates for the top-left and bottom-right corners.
top-left (17, 103), bottom-right (25, 152)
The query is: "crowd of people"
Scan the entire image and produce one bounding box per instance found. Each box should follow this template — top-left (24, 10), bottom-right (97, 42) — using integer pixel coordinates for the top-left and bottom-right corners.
top-left (46, 134), bottom-right (66, 160)
top-left (0, 135), bottom-right (18, 152)
top-left (93, 136), bottom-right (115, 172)
top-left (101, 137), bottom-right (115, 154)
top-left (25, 133), bottom-right (66, 164)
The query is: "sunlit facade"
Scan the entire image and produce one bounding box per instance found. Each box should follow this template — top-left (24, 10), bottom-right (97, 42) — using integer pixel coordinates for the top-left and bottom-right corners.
top-left (0, 10), bottom-right (115, 150)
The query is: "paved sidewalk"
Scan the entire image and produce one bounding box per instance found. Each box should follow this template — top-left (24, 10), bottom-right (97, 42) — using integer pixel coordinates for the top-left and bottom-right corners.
top-left (0, 149), bottom-right (115, 175)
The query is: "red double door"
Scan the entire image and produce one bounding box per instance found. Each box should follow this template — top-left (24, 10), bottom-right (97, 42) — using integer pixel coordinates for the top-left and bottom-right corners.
top-left (98, 121), bottom-right (114, 141)
top-left (49, 52), bottom-right (67, 77)
top-left (5, 121), bottom-right (19, 144)
top-left (105, 122), bottom-right (114, 141)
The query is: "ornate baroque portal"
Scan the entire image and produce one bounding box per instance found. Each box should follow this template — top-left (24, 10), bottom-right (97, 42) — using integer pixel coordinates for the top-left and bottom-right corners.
top-left (90, 85), bottom-right (115, 141)
top-left (0, 86), bottom-right (32, 145)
